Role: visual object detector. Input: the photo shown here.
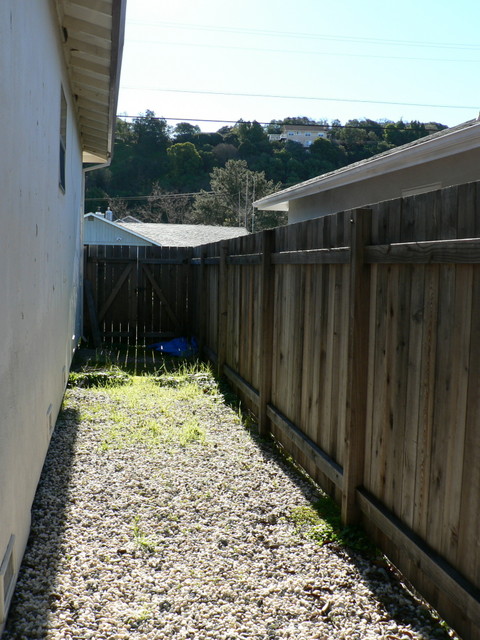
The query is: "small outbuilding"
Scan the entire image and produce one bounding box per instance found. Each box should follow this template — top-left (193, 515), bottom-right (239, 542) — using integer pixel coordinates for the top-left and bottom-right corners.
top-left (84, 213), bottom-right (249, 247)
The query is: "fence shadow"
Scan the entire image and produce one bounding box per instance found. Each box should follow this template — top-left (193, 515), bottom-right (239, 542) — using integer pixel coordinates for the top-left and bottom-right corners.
top-left (3, 405), bottom-right (81, 638)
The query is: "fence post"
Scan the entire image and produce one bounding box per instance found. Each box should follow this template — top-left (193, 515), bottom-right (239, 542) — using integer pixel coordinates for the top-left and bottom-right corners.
top-left (258, 229), bottom-right (276, 437)
top-left (342, 208), bottom-right (372, 525)
top-left (217, 241), bottom-right (229, 378)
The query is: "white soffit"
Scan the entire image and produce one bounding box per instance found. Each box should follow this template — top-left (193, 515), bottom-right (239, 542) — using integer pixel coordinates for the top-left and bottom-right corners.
top-left (55, 0), bottom-right (126, 164)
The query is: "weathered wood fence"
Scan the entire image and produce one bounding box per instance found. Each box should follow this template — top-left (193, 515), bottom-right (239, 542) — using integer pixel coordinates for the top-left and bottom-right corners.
top-left (84, 181), bottom-right (480, 638)
top-left (189, 182), bottom-right (480, 640)
top-left (83, 245), bottom-right (191, 347)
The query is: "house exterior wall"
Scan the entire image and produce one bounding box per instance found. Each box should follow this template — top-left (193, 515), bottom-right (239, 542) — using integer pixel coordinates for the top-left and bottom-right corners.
top-left (84, 216), bottom-right (153, 246)
top-left (0, 0), bottom-right (84, 625)
top-left (287, 147), bottom-right (480, 223)
top-left (282, 125), bottom-right (328, 147)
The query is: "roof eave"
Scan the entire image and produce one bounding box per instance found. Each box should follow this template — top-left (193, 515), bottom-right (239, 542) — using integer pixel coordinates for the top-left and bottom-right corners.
top-left (56, 0), bottom-right (126, 164)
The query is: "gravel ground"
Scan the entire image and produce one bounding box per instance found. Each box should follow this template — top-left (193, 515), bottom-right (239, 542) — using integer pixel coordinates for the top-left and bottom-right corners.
top-left (3, 365), bottom-right (456, 640)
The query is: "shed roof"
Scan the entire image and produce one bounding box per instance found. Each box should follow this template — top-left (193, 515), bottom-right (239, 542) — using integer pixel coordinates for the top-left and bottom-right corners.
top-left (254, 117), bottom-right (480, 211)
top-left (55, 0), bottom-right (126, 163)
top-left (117, 222), bottom-right (250, 247)
top-left (85, 214), bottom-right (250, 247)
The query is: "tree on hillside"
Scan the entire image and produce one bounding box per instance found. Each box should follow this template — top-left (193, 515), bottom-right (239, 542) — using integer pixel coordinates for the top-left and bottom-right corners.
top-left (192, 160), bottom-right (284, 231)
top-left (166, 142), bottom-right (203, 191)
top-left (85, 111), bottom-right (449, 216)
top-left (173, 122), bottom-right (201, 142)
top-left (128, 111), bottom-right (171, 193)
top-left (140, 184), bottom-right (194, 223)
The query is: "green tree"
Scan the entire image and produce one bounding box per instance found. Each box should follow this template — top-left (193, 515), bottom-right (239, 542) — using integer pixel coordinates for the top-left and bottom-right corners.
top-left (173, 122), bottom-right (201, 142)
top-left (193, 160), bottom-right (284, 230)
top-left (166, 142), bottom-right (203, 191)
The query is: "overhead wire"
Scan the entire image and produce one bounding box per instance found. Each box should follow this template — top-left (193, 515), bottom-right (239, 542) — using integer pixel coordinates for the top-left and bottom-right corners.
top-left (127, 38), bottom-right (480, 66)
top-left (119, 87), bottom-right (478, 111)
top-left (129, 20), bottom-right (480, 52)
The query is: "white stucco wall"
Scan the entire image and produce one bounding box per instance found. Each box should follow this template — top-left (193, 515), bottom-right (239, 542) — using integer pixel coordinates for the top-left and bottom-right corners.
top-left (287, 147), bottom-right (480, 223)
top-left (0, 0), bottom-right (84, 624)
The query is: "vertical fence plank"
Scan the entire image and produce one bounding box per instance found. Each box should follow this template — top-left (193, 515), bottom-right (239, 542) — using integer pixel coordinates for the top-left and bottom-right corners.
top-left (258, 229), bottom-right (275, 437)
top-left (342, 208), bottom-right (372, 524)
top-left (217, 241), bottom-right (228, 377)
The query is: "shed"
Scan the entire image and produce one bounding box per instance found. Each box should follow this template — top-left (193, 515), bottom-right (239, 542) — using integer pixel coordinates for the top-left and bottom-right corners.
top-left (84, 213), bottom-right (250, 247)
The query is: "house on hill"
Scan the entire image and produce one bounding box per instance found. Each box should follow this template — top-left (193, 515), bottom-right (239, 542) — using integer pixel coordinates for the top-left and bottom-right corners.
top-left (84, 213), bottom-right (249, 247)
top-left (256, 117), bottom-right (480, 223)
top-left (268, 124), bottom-right (329, 147)
top-left (0, 0), bottom-right (125, 630)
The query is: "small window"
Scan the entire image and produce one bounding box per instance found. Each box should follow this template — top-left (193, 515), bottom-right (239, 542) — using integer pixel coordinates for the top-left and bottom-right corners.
top-left (59, 87), bottom-right (67, 192)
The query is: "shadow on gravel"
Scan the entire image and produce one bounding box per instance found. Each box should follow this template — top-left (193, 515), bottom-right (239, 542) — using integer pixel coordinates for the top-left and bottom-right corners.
top-left (3, 405), bottom-right (81, 639)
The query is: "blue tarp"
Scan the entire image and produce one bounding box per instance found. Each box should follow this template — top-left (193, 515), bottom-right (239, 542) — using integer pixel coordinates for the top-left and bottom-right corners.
top-left (149, 336), bottom-right (198, 357)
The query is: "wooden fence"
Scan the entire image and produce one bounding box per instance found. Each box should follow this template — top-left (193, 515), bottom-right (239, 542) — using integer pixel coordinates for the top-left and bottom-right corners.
top-left (83, 244), bottom-right (191, 347)
top-left (189, 182), bottom-right (480, 640)
top-left (84, 182), bottom-right (480, 638)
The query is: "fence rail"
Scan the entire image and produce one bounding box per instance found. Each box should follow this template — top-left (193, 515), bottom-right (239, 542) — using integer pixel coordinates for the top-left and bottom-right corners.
top-left (84, 181), bottom-right (480, 638)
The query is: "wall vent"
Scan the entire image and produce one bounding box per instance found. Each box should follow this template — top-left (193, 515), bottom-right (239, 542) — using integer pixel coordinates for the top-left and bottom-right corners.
top-left (0, 535), bottom-right (16, 625)
top-left (47, 403), bottom-right (54, 436)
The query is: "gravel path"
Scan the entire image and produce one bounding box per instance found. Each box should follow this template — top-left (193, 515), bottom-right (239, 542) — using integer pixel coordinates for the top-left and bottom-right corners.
top-left (3, 368), bottom-right (455, 640)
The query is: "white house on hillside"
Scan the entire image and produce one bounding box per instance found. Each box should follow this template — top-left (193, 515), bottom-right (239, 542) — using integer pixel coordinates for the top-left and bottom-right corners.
top-left (257, 117), bottom-right (480, 223)
top-left (268, 124), bottom-right (329, 147)
top-left (0, 0), bottom-right (125, 630)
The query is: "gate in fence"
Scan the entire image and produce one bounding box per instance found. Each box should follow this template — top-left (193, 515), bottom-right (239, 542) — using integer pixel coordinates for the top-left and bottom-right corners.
top-left (83, 245), bottom-right (192, 347)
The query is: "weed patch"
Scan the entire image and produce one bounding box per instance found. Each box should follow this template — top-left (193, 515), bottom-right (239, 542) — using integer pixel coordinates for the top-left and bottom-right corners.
top-left (68, 362), bottom-right (217, 451)
top-left (288, 494), bottom-right (378, 556)
top-left (68, 367), bottom-right (131, 388)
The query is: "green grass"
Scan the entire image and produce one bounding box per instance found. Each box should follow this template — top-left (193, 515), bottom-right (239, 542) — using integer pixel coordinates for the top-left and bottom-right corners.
top-left (131, 516), bottom-right (157, 553)
top-left (288, 494), bottom-right (378, 556)
top-left (68, 360), bottom-right (214, 451)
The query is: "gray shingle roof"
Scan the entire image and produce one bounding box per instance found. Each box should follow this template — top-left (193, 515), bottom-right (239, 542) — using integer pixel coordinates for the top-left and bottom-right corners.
top-left (116, 222), bottom-right (249, 247)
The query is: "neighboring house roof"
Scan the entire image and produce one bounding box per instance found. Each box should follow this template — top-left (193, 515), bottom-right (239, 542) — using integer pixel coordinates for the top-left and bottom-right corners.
top-left (56, 0), bottom-right (126, 163)
top-left (255, 117), bottom-right (480, 212)
top-left (117, 222), bottom-right (250, 247)
top-left (84, 214), bottom-right (249, 247)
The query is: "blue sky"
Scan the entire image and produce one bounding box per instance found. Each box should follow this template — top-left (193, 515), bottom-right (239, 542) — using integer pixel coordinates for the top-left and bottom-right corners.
top-left (117, 0), bottom-right (480, 131)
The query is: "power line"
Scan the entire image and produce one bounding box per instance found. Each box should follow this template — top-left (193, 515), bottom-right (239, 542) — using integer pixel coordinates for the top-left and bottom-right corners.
top-left (120, 87), bottom-right (478, 111)
top-left (85, 192), bottom-right (217, 202)
top-left (129, 38), bottom-right (480, 66)
top-left (130, 20), bottom-right (480, 52)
